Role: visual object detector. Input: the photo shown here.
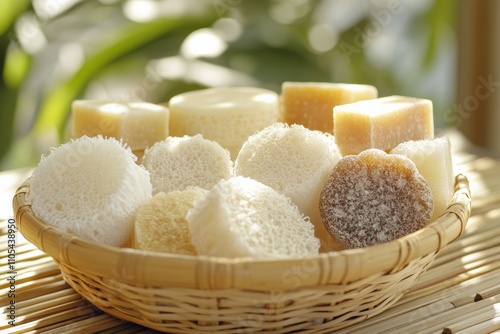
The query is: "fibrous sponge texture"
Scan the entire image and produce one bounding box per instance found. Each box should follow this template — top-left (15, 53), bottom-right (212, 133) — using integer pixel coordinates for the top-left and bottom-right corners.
top-left (142, 135), bottom-right (233, 195)
top-left (133, 188), bottom-right (205, 254)
top-left (29, 136), bottom-right (152, 246)
top-left (187, 176), bottom-right (320, 258)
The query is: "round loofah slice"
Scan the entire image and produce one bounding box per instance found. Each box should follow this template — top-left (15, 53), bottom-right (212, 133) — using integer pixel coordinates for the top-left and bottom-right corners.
top-left (234, 122), bottom-right (342, 251)
top-left (187, 176), bottom-right (320, 258)
top-left (319, 149), bottom-right (434, 249)
top-left (28, 136), bottom-right (152, 247)
top-left (142, 135), bottom-right (233, 195)
top-left (133, 188), bottom-right (206, 255)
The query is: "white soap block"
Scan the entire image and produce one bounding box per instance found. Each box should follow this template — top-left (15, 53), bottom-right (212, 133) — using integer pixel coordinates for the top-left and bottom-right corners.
top-left (391, 137), bottom-right (454, 221)
top-left (72, 100), bottom-right (169, 150)
top-left (168, 87), bottom-right (279, 159)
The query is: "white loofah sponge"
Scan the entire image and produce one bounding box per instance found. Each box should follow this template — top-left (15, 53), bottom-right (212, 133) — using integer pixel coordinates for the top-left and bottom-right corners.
top-left (28, 136), bottom-right (152, 247)
top-left (187, 176), bottom-right (320, 258)
top-left (234, 123), bottom-right (342, 251)
top-left (142, 134), bottom-right (233, 195)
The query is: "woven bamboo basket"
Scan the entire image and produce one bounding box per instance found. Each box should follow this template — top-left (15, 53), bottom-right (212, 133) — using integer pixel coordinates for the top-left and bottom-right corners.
top-left (13, 174), bottom-right (471, 333)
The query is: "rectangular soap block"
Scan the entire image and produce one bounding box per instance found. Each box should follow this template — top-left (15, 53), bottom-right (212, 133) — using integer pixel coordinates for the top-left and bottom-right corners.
top-left (72, 100), bottom-right (169, 151)
top-left (334, 95), bottom-right (434, 155)
top-left (281, 82), bottom-right (378, 133)
top-left (391, 137), bottom-right (454, 221)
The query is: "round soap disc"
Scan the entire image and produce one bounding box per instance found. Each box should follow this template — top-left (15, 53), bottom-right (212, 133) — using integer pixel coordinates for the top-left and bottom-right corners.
top-left (319, 149), bottom-right (434, 249)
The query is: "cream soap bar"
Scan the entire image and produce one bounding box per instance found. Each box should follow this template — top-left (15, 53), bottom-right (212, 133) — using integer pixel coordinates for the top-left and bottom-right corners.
top-left (281, 82), bottom-right (378, 133)
top-left (169, 87), bottom-right (279, 160)
top-left (391, 137), bottom-right (454, 221)
top-left (169, 87), bottom-right (279, 159)
top-left (334, 95), bottom-right (434, 155)
top-left (72, 100), bottom-right (169, 151)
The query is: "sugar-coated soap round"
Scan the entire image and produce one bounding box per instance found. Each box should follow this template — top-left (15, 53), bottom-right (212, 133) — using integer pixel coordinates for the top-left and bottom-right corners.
top-left (319, 149), bottom-right (434, 249)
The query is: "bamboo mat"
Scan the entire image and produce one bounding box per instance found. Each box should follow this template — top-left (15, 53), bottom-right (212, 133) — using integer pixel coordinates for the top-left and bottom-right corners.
top-left (2, 138), bottom-right (500, 333)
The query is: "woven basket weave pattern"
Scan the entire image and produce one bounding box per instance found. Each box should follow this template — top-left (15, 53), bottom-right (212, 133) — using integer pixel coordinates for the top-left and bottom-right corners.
top-left (13, 175), bottom-right (471, 333)
top-left (58, 253), bottom-right (436, 333)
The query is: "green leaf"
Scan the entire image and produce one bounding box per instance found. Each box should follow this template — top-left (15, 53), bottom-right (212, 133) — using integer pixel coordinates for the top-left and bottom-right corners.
top-left (423, 0), bottom-right (457, 67)
top-left (0, 0), bottom-right (31, 36)
top-left (3, 43), bottom-right (30, 88)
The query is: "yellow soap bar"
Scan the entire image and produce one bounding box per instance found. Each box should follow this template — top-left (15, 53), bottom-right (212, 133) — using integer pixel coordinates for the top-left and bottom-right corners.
top-left (391, 137), bottom-right (454, 221)
top-left (281, 82), bottom-right (378, 133)
top-left (169, 87), bottom-right (279, 159)
top-left (72, 100), bottom-right (169, 150)
top-left (334, 95), bottom-right (434, 155)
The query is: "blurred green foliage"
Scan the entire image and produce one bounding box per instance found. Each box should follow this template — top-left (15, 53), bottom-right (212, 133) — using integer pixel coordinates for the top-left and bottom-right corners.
top-left (0, 0), bottom-right (457, 171)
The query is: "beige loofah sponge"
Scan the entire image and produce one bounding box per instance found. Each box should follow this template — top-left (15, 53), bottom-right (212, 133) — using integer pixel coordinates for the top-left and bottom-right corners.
top-left (28, 136), bottom-right (152, 247)
top-left (234, 122), bottom-right (342, 251)
top-left (187, 176), bottom-right (320, 258)
top-left (133, 188), bottom-right (205, 255)
top-left (142, 135), bottom-right (233, 195)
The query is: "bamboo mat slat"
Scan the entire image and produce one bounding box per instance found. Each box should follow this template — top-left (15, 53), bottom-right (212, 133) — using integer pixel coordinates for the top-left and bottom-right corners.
top-left (2, 146), bottom-right (500, 333)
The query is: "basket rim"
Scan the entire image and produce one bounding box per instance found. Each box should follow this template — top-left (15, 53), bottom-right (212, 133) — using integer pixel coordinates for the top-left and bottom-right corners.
top-left (13, 174), bottom-right (471, 291)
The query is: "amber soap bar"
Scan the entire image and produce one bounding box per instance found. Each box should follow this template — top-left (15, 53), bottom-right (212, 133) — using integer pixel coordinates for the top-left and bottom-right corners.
top-left (334, 95), bottom-right (434, 155)
top-left (281, 82), bottom-right (378, 133)
top-left (72, 100), bottom-right (169, 151)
